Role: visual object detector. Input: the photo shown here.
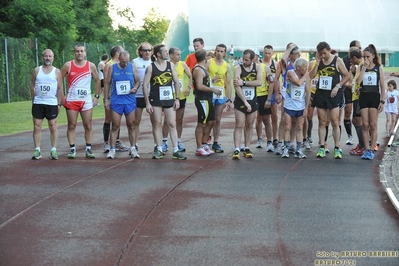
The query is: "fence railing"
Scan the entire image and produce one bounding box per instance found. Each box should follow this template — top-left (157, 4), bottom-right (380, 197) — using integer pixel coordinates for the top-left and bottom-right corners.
top-left (0, 37), bottom-right (137, 103)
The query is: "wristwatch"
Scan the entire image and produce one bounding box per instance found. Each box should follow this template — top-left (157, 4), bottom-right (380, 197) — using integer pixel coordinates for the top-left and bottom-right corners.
top-left (243, 80), bottom-right (246, 86)
top-left (95, 94), bottom-right (100, 99)
top-left (380, 100), bottom-right (385, 104)
top-left (226, 99), bottom-right (232, 103)
top-left (335, 84), bottom-right (342, 89)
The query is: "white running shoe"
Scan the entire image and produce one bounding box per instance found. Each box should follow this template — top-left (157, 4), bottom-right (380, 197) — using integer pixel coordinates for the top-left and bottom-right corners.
top-left (107, 149), bottom-right (116, 159)
top-left (130, 147), bottom-right (140, 158)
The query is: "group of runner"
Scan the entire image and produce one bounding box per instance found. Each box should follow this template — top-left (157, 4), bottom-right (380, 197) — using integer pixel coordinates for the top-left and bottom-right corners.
top-left (30, 39), bottom-right (389, 161)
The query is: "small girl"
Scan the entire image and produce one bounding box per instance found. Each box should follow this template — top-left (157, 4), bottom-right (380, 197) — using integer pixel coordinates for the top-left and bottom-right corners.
top-left (385, 80), bottom-right (399, 136)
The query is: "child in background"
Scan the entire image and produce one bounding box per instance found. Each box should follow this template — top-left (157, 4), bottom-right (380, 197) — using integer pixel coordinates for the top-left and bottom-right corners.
top-left (385, 80), bottom-right (399, 137)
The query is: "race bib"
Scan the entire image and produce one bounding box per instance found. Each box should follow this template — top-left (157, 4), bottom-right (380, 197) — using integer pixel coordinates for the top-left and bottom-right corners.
top-left (319, 76), bottom-right (333, 90)
top-left (292, 87), bottom-right (305, 101)
top-left (159, 86), bottom-right (173, 100)
top-left (72, 86), bottom-right (90, 99)
top-left (213, 86), bottom-right (225, 99)
top-left (311, 78), bottom-right (318, 89)
top-left (363, 72), bottom-right (377, 86)
top-left (36, 82), bottom-right (52, 96)
top-left (115, 80), bottom-right (130, 95)
top-left (242, 86), bottom-right (255, 101)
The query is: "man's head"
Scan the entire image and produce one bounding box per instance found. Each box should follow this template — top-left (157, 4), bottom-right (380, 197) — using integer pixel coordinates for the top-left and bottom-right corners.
top-left (137, 42), bottom-right (153, 59)
top-left (169, 47), bottom-right (181, 62)
top-left (195, 49), bottom-right (207, 64)
top-left (110, 45), bottom-right (124, 59)
top-left (214, 44), bottom-right (227, 59)
top-left (263, 45), bottom-right (273, 61)
top-left (152, 44), bottom-right (168, 62)
top-left (42, 49), bottom-right (54, 66)
top-left (74, 44), bottom-right (86, 61)
top-left (118, 51), bottom-right (130, 69)
top-left (193, 38), bottom-right (204, 51)
top-left (316, 41), bottom-right (331, 60)
top-left (242, 49), bottom-right (255, 67)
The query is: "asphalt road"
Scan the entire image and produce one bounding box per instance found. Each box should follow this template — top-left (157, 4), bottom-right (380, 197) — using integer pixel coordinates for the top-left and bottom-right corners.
top-left (0, 102), bottom-right (398, 266)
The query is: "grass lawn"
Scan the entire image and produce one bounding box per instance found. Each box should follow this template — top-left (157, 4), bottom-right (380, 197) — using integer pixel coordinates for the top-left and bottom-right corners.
top-left (1, 66), bottom-right (399, 136)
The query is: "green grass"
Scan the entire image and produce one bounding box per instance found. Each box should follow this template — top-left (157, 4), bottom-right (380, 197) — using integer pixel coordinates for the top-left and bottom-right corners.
top-left (1, 66), bottom-right (398, 136)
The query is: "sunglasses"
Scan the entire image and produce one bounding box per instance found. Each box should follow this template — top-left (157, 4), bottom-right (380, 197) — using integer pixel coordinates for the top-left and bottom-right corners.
top-left (142, 49), bottom-right (152, 52)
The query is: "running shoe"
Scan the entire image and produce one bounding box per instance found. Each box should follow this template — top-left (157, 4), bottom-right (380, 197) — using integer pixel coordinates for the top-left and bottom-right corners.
top-left (178, 142), bottom-right (186, 152)
top-left (350, 144), bottom-right (361, 152)
top-left (308, 137), bottom-right (313, 144)
top-left (204, 145), bottom-right (215, 155)
top-left (172, 151), bottom-right (187, 160)
top-left (243, 148), bottom-right (253, 158)
top-left (232, 150), bottom-right (240, 160)
top-left (324, 144), bottom-right (330, 153)
top-left (152, 149), bottom-right (164, 159)
top-left (281, 147), bottom-right (289, 158)
top-left (107, 149), bottom-right (116, 159)
top-left (32, 149), bottom-right (42, 160)
top-left (103, 141), bottom-right (110, 153)
top-left (346, 135), bottom-right (354, 145)
top-left (68, 149), bottom-right (76, 159)
top-left (295, 150), bottom-right (306, 159)
top-left (212, 143), bottom-right (224, 153)
top-left (275, 143), bottom-right (283, 155)
top-left (195, 148), bottom-right (210, 156)
top-left (266, 142), bottom-right (274, 152)
top-left (334, 148), bottom-right (342, 159)
top-left (135, 144), bottom-right (139, 151)
top-left (240, 144), bottom-right (245, 152)
top-left (256, 138), bottom-right (263, 148)
top-left (162, 141), bottom-right (168, 153)
top-left (115, 141), bottom-right (129, 152)
top-left (361, 150), bottom-right (373, 160)
top-left (130, 147), bottom-right (140, 159)
top-left (85, 149), bottom-right (96, 159)
top-left (273, 139), bottom-right (279, 148)
top-left (316, 147), bottom-right (326, 158)
top-left (50, 150), bottom-right (58, 160)
top-left (207, 136), bottom-right (212, 145)
top-left (350, 145), bottom-right (365, 156)
top-left (288, 144), bottom-right (296, 154)
top-left (369, 150), bottom-right (375, 160)
top-left (304, 139), bottom-right (311, 150)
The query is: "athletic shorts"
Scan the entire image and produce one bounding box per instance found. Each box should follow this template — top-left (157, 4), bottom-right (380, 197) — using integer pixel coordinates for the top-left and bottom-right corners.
top-left (352, 99), bottom-right (361, 117)
top-left (234, 98), bottom-right (258, 114)
top-left (343, 87), bottom-right (353, 104)
top-left (359, 92), bottom-right (380, 110)
top-left (100, 79), bottom-right (104, 88)
top-left (313, 89), bottom-right (342, 110)
top-left (136, 97), bottom-right (146, 109)
top-left (284, 108), bottom-right (304, 118)
top-left (270, 93), bottom-right (276, 105)
top-left (64, 100), bottom-right (93, 112)
top-left (178, 98), bottom-right (187, 110)
top-left (213, 97), bottom-right (227, 105)
top-left (111, 102), bottom-right (136, 115)
top-left (32, 104), bottom-right (58, 120)
top-left (257, 95), bottom-right (272, 115)
top-left (195, 98), bottom-right (215, 123)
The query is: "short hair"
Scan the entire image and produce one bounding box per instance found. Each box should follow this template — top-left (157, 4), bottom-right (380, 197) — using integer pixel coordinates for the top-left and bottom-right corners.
top-left (215, 44), bottom-right (227, 52)
top-left (349, 40), bottom-right (360, 48)
top-left (388, 80), bottom-right (397, 90)
top-left (119, 50), bottom-right (130, 59)
top-left (110, 45), bottom-right (123, 58)
top-left (349, 47), bottom-right (362, 59)
top-left (169, 47), bottom-right (180, 55)
top-left (136, 42), bottom-right (153, 58)
top-left (193, 38), bottom-right (204, 45)
top-left (101, 54), bottom-right (109, 61)
top-left (195, 49), bottom-right (207, 62)
top-left (294, 58), bottom-right (308, 68)
top-left (74, 44), bottom-right (85, 51)
top-left (316, 41), bottom-right (331, 52)
top-left (243, 49), bottom-right (255, 60)
top-left (264, 45), bottom-right (273, 50)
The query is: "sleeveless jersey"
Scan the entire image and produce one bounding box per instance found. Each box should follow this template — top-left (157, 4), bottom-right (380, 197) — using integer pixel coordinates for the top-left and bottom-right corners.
top-left (237, 63), bottom-right (257, 103)
top-left (193, 65), bottom-right (212, 100)
top-left (97, 62), bottom-right (104, 80)
top-left (149, 61), bottom-right (174, 107)
top-left (264, 60), bottom-right (277, 95)
top-left (133, 57), bottom-right (151, 98)
top-left (110, 62), bottom-right (136, 104)
top-left (257, 63), bottom-right (268, 97)
top-left (173, 61), bottom-right (186, 100)
top-left (309, 61), bottom-right (319, 94)
top-left (285, 70), bottom-right (307, 111)
top-left (67, 60), bottom-right (92, 101)
top-left (208, 58), bottom-right (228, 99)
top-left (351, 64), bottom-right (361, 101)
top-left (34, 66), bottom-right (58, 105)
top-left (360, 65), bottom-right (380, 93)
top-left (316, 56), bottom-right (341, 91)
top-left (281, 60), bottom-right (294, 98)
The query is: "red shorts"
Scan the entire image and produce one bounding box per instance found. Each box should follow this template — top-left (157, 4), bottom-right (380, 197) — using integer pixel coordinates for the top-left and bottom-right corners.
top-left (63, 100), bottom-right (93, 112)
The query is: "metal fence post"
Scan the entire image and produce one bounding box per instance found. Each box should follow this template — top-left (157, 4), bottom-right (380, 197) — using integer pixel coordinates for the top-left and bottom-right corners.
top-left (35, 38), bottom-right (39, 67)
top-left (5, 38), bottom-right (10, 103)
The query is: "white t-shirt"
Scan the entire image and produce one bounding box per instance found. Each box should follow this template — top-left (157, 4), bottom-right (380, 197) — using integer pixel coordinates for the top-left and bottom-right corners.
top-left (132, 57), bottom-right (151, 98)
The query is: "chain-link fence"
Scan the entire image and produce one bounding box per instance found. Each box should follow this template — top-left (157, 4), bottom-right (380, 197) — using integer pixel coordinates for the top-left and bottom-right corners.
top-left (0, 37), bottom-right (137, 103)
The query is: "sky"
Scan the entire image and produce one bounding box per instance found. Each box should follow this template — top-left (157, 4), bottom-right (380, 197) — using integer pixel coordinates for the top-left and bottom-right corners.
top-left (109, 0), bottom-right (188, 28)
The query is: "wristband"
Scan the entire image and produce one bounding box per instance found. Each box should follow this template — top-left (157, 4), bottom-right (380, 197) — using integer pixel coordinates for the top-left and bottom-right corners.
top-left (380, 100), bottom-right (385, 104)
top-left (175, 98), bottom-right (180, 100)
top-left (226, 99), bottom-right (232, 103)
top-left (95, 94), bottom-right (100, 99)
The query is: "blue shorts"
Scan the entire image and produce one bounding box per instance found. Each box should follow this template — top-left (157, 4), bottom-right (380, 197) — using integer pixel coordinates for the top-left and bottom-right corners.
top-left (284, 108), bottom-right (304, 117)
top-left (111, 102), bottom-right (136, 115)
top-left (270, 93), bottom-right (276, 105)
top-left (212, 97), bottom-right (227, 105)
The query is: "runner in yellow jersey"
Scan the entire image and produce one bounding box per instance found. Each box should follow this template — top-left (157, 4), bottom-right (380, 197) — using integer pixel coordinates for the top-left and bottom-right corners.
top-left (161, 47), bottom-right (193, 152)
top-left (206, 44), bottom-right (233, 153)
top-left (303, 58), bottom-right (318, 150)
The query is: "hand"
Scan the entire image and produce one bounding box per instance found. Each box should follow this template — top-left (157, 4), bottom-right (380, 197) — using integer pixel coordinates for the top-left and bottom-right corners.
top-left (264, 100), bottom-right (271, 109)
top-left (330, 87), bottom-right (339, 98)
top-left (174, 99), bottom-right (180, 111)
top-left (146, 104), bottom-right (153, 114)
top-left (233, 77), bottom-right (241, 87)
top-left (184, 88), bottom-right (190, 97)
top-left (378, 103), bottom-right (384, 113)
top-left (105, 100), bottom-right (110, 111)
top-left (93, 97), bottom-right (99, 106)
top-left (213, 88), bottom-right (222, 96)
top-left (226, 101), bottom-right (233, 111)
top-left (245, 102), bottom-right (252, 113)
top-left (275, 93), bottom-right (282, 104)
top-left (212, 75), bottom-right (221, 83)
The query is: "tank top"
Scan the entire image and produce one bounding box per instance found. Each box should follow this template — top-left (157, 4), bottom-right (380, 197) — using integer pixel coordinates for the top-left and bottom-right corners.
top-left (149, 61), bottom-right (174, 107)
top-left (208, 58), bottom-right (228, 100)
top-left (192, 65), bottom-right (212, 100)
top-left (67, 60), bottom-right (92, 101)
top-left (316, 56), bottom-right (340, 91)
top-left (173, 61), bottom-right (186, 100)
top-left (360, 65), bottom-right (380, 93)
top-left (237, 63), bottom-right (257, 103)
top-left (285, 70), bottom-right (306, 111)
top-left (34, 66), bottom-right (58, 105)
top-left (264, 60), bottom-right (276, 95)
top-left (257, 63), bottom-right (268, 97)
top-left (132, 57), bottom-right (151, 98)
top-left (110, 62), bottom-right (136, 104)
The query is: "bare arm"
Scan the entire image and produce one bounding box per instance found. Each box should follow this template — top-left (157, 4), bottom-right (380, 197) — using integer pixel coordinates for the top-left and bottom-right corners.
top-left (55, 68), bottom-right (64, 106)
top-left (225, 64), bottom-right (232, 100)
top-left (182, 62), bottom-right (192, 96)
top-left (132, 64), bottom-right (140, 92)
top-left (379, 65), bottom-right (386, 112)
top-left (103, 64), bottom-right (112, 110)
top-left (143, 64), bottom-right (153, 106)
top-left (287, 70), bottom-right (308, 87)
top-left (30, 67), bottom-right (39, 101)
